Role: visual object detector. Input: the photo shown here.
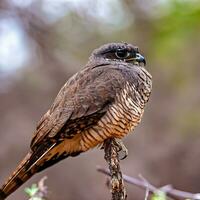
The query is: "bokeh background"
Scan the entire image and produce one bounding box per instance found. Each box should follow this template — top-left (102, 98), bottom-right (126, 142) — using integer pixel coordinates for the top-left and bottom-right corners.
top-left (0, 0), bottom-right (200, 199)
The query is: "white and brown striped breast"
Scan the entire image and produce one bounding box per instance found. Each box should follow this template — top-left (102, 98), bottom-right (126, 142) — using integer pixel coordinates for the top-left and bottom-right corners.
top-left (80, 81), bottom-right (146, 151)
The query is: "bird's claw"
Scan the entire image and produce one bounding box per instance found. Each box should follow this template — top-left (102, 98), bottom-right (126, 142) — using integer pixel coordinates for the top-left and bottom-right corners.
top-left (114, 139), bottom-right (128, 160)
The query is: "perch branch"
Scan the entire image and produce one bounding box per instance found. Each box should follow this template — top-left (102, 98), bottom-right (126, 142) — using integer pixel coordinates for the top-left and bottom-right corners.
top-left (97, 167), bottom-right (200, 200)
top-left (103, 138), bottom-right (127, 200)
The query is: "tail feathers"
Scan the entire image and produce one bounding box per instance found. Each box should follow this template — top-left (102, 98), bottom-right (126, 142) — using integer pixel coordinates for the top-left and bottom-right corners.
top-left (0, 141), bottom-right (83, 199)
top-left (0, 190), bottom-right (6, 200)
top-left (0, 152), bottom-right (33, 199)
top-left (0, 141), bottom-right (56, 199)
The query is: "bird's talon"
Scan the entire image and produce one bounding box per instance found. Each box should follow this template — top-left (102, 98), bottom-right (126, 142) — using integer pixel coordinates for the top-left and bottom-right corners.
top-left (119, 145), bottom-right (128, 160)
top-left (114, 139), bottom-right (128, 160)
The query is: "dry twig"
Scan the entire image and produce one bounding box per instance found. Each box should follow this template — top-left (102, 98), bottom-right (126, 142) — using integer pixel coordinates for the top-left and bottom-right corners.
top-left (103, 138), bottom-right (127, 200)
top-left (97, 167), bottom-right (200, 200)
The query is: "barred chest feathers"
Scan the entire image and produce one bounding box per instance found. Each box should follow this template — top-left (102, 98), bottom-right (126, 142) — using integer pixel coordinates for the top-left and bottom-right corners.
top-left (80, 68), bottom-right (152, 151)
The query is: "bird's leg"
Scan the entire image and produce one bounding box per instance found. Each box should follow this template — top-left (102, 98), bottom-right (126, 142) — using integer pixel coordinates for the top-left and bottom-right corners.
top-left (113, 138), bottom-right (128, 160)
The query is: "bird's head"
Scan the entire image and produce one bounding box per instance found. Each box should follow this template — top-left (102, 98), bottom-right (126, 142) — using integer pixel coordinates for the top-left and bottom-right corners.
top-left (89, 42), bottom-right (146, 66)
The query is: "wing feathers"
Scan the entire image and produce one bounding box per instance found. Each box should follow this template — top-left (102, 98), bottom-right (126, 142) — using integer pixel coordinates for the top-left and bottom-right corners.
top-left (30, 65), bottom-right (124, 152)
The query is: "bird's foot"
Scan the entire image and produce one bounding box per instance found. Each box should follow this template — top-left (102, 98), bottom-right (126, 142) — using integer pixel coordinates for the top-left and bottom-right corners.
top-left (113, 139), bottom-right (128, 160)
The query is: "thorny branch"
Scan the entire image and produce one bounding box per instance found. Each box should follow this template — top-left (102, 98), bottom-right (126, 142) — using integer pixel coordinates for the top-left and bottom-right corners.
top-left (97, 167), bottom-right (200, 200)
top-left (103, 138), bottom-right (127, 200)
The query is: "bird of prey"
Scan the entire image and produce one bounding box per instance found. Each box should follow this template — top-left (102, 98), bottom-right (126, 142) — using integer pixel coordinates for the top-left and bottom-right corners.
top-left (0, 42), bottom-right (152, 199)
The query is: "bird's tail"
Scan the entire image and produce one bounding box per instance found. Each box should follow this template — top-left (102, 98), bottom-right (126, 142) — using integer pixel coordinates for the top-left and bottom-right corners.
top-left (0, 140), bottom-right (82, 200)
top-left (0, 152), bottom-right (33, 200)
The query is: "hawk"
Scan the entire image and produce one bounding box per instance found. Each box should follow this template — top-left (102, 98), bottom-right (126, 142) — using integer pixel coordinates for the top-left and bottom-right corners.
top-left (0, 42), bottom-right (152, 199)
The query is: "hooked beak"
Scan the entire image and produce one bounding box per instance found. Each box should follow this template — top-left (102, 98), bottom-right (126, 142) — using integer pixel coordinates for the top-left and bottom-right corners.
top-left (136, 53), bottom-right (146, 66)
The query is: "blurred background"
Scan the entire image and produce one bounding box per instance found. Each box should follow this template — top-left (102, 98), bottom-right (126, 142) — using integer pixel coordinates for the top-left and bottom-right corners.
top-left (0, 0), bottom-right (200, 199)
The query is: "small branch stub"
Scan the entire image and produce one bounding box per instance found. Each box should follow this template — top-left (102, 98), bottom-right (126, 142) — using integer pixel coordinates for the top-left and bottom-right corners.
top-left (104, 138), bottom-right (127, 200)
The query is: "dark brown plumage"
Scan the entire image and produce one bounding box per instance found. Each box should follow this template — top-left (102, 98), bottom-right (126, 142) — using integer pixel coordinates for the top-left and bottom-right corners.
top-left (0, 42), bottom-right (152, 199)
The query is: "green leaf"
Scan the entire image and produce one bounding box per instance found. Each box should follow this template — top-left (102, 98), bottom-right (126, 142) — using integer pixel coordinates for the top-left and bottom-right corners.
top-left (24, 184), bottom-right (39, 197)
top-left (151, 191), bottom-right (167, 200)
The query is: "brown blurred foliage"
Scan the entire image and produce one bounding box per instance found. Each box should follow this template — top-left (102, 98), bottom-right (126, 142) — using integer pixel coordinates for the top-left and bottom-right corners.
top-left (0, 0), bottom-right (200, 199)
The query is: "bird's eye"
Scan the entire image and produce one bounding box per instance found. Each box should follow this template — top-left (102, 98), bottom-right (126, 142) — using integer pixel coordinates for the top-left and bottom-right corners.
top-left (115, 49), bottom-right (130, 59)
